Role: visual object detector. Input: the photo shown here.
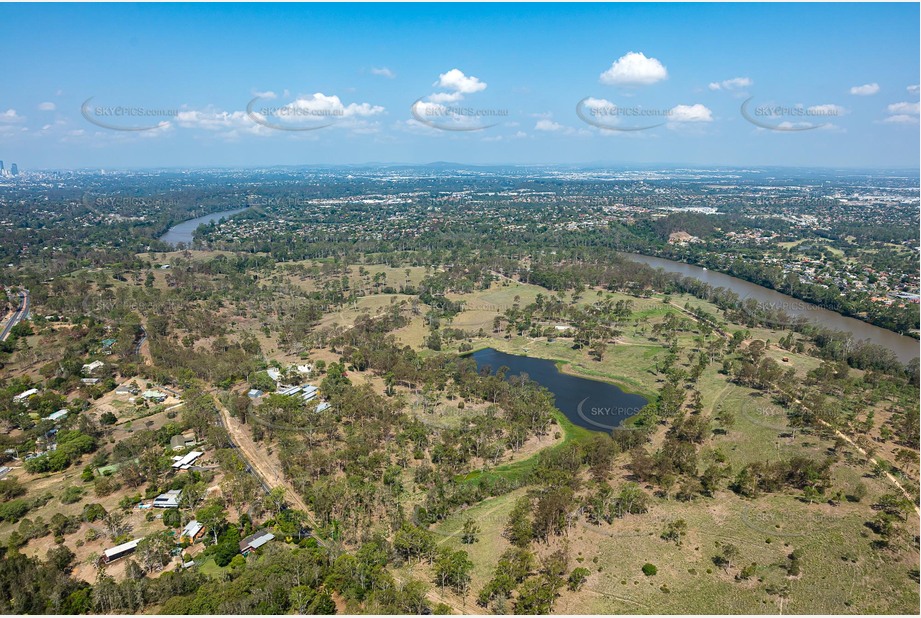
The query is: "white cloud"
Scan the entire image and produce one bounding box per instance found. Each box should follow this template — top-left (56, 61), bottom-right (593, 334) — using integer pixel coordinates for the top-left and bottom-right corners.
top-left (285, 93), bottom-right (385, 118)
top-left (887, 101), bottom-right (920, 115)
top-left (883, 114), bottom-right (918, 125)
top-left (252, 90), bottom-right (277, 100)
top-left (535, 119), bottom-right (564, 132)
top-left (807, 104), bottom-right (845, 116)
top-left (419, 69), bottom-right (488, 105)
top-left (708, 77), bottom-right (752, 91)
top-left (176, 109), bottom-right (252, 131)
top-left (371, 67), bottom-right (396, 79)
top-left (38, 101), bottom-right (56, 111)
top-left (0, 109), bottom-right (23, 123)
top-left (849, 83), bottom-right (879, 96)
top-left (668, 104), bottom-right (713, 122)
top-left (600, 52), bottom-right (667, 86)
top-left (908, 85), bottom-right (920, 96)
top-left (434, 68), bottom-right (487, 95)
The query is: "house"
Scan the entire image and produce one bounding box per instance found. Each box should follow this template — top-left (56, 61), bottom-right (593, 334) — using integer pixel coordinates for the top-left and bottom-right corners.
top-left (12, 388), bottom-right (39, 404)
top-left (100, 338), bottom-right (117, 354)
top-left (180, 520), bottom-right (205, 543)
top-left (81, 378), bottom-right (100, 385)
top-left (300, 385), bottom-right (319, 402)
top-left (103, 538), bottom-right (141, 563)
top-left (142, 390), bottom-right (167, 403)
top-left (170, 435), bottom-right (190, 451)
top-left (153, 489), bottom-right (182, 508)
top-left (239, 529), bottom-right (275, 556)
top-left (115, 383), bottom-right (140, 396)
top-left (266, 368), bottom-right (282, 382)
top-left (171, 451), bottom-right (203, 470)
top-left (295, 364), bottom-right (313, 374)
top-left (247, 389), bottom-right (263, 399)
top-left (82, 360), bottom-right (105, 375)
top-left (277, 384), bottom-right (301, 396)
top-left (43, 409), bottom-right (68, 423)
top-left (315, 402), bottom-right (331, 413)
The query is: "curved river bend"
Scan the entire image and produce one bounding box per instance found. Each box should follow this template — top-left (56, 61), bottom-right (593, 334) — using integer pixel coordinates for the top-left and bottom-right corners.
top-left (159, 208), bottom-right (249, 247)
top-left (470, 347), bottom-right (648, 433)
top-left (622, 253), bottom-right (919, 363)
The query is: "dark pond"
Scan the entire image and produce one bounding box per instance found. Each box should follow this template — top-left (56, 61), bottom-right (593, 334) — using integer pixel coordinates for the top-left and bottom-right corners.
top-left (470, 347), bottom-right (648, 433)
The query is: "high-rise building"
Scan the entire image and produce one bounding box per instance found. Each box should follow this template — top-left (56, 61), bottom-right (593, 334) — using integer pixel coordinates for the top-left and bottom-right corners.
top-left (10, 164), bottom-right (18, 176)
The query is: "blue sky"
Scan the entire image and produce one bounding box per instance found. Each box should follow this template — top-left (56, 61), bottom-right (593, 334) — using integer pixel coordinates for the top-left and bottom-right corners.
top-left (0, 3), bottom-right (918, 169)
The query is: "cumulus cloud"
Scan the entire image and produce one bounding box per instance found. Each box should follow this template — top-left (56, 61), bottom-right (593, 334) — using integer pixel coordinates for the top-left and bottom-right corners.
top-left (849, 83), bottom-right (879, 96)
top-left (882, 100), bottom-right (920, 124)
top-left (600, 52), bottom-right (667, 86)
top-left (807, 104), bottom-right (846, 116)
top-left (177, 108), bottom-right (254, 131)
top-left (284, 93), bottom-right (384, 118)
top-left (887, 101), bottom-right (920, 115)
top-left (883, 114), bottom-right (918, 125)
top-left (435, 68), bottom-right (487, 95)
top-left (669, 104), bottom-right (713, 122)
top-left (371, 67), bottom-right (396, 79)
top-left (421, 69), bottom-right (487, 104)
top-left (0, 109), bottom-right (23, 123)
top-left (908, 85), bottom-right (920, 96)
top-left (535, 118), bottom-right (565, 132)
top-left (38, 101), bottom-right (56, 111)
top-left (708, 77), bottom-right (752, 91)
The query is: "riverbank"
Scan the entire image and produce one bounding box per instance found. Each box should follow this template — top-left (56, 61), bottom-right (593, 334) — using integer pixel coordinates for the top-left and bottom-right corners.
top-left (159, 207), bottom-right (249, 247)
top-left (622, 252), bottom-right (920, 362)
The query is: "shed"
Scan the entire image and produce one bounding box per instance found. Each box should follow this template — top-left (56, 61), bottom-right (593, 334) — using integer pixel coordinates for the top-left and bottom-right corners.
top-left (171, 451), bottom-right (203, 470)
top-left (44, 409), bottom-right (68, 422)
top-left (239, 529), bottom-right (275, 555)
top-left (180, 520), bottom-right (205, 543)
top-left (153, 489), bottom-right (182, 508)
top-left (103, 538), bottom-right (141, 563)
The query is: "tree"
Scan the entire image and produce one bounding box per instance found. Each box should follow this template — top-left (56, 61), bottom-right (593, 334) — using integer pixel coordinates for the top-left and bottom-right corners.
top-left (433, 547), bottom-right (473, 595)
top-left (714, 543), bottom-right (740, 572)
top-left (162, 508), bottom-right (181, 528)
top-left (661, 519), bottom-right (687, 546)
top-left (504, 497), bottom-right (533, 548)
top-left (103, 510), bottom-right (131, 540)
top-left (393, 523), bottom-right (436, 564)
top-left (461, 517), bottom-right (480, 544)
top-left (136, 532), bottom-right (172, 573)
top-left (642, 563), bottom-right (657, 576)
top-left (567, 567), bottom-right (590, 591)
top-left (195, 501), bottom-right (226, 544)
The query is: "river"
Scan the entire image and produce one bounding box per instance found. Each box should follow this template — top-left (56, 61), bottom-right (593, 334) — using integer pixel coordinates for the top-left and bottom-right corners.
top-left (470, 347), bottom-right (648, 433)
top-left (622, 253), bottom-right (919, 363)
top-left (159, 208), bottom-right (249, 247)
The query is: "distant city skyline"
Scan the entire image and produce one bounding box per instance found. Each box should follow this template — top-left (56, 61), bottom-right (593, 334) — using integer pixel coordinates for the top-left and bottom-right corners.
top-left (0, 3), bottom-right (918, 169)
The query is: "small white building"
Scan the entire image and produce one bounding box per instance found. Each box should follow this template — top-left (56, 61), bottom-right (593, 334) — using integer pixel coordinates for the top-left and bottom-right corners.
top-left (103, 538), bottom-right (141, 563)
top-left (12, 388), bottom-right (39, 404)
top-left (171, 451), bottom-right (203, 470)
top-left (153, 489), bottom-right (182, 508)
top-left (82, 360), bottom-right (105, 375)
top-left (142, 390), bottom-right (167, 403)
top-left (43, 409), bottom-right (68, 422)
top-left (301, 385), bottom-right (319, 402)
top-left (180, 520), bottom-right (205, 543)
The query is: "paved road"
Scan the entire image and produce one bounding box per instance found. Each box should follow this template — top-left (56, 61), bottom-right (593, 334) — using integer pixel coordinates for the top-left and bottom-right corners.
top-left (0, 289), bottom-right (29, 341)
